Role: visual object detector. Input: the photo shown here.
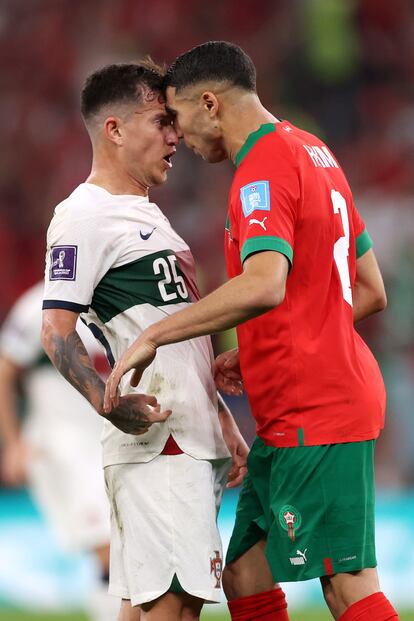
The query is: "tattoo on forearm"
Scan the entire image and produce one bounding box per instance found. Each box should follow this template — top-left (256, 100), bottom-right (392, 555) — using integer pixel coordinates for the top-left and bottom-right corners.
top-left (47, 331), bottom-right (105, 411)
top-left (44, 330), bottom-right (158, 434)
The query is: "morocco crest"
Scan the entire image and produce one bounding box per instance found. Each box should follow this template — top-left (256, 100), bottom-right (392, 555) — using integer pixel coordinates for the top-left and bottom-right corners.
top-left (278, 505), bottom-right (302, 542)
top-left (210, 550), bottom-right (223, 588)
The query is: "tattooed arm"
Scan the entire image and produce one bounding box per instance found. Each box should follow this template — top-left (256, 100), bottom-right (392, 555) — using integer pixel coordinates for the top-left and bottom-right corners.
top-left (41, 309), bottom-right (171, 435)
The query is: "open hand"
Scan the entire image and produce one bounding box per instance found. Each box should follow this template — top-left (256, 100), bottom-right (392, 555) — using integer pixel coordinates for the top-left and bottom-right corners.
top-left (226, 437), bottom-right (249, 488)
top-left (214, 348), bottom-right (244, 396)
top-left (218, 403), bottom-right (249, 488)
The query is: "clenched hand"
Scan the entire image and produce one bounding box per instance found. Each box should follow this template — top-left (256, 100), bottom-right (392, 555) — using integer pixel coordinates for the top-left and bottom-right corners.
top-left (104, 392), bottom-right (171, 435)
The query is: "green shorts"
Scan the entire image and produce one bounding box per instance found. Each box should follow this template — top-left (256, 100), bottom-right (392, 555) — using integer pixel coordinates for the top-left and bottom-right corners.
top-left (226, 437), bottom-right (377, 582)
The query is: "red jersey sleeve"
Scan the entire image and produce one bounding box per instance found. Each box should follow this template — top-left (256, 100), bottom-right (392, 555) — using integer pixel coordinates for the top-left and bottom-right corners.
top-left (232, 140), bottom-right (300, 266)
top-left (351, 200), bottom-right (373, 258)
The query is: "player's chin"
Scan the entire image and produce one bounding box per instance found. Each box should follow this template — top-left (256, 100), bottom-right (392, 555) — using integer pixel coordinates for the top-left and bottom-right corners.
top-left (152, 169), bottom-right (169, 186)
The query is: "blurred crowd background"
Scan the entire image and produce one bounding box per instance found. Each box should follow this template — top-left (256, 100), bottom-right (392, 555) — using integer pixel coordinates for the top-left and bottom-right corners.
top-left (0, 0), bottom-right (413, 491)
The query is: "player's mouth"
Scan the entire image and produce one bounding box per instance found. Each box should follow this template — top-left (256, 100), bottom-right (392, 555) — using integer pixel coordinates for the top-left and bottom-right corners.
top-left (162, 149), bottom-right (176, 169)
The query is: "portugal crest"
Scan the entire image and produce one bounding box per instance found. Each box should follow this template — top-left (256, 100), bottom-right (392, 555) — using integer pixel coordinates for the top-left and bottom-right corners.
top-left (210, 550), bottom-right (223, 588)
top-left (279, 505), bottom-right (302, 542)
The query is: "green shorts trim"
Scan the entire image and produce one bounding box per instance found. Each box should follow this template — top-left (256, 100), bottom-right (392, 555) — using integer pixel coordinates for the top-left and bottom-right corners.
top-left (169, 573), bottom-right (185, 593)
top-left (226, 438), bottom-right (377, 582)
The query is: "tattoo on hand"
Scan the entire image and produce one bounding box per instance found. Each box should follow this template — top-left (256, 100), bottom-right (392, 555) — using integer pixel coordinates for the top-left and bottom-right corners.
top-left (107, 398), bottom-right (151, 435)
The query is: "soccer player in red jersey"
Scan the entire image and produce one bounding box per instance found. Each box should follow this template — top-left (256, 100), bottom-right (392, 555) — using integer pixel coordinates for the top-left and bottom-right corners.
top-left (104, 43), bottom-right (399, 621)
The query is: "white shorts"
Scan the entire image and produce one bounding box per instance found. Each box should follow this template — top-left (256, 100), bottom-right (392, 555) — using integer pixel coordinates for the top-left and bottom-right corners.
top-left (25, 418), bottom-right (110, 553)
top-left (105, 453), bottom-right (231, 606)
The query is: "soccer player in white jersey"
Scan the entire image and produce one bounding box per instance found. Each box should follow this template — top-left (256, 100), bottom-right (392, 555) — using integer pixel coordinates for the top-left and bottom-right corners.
top-left (0, 281), bottom-right (118, 621)
top-left (41, 62), bottom-right (248, 621)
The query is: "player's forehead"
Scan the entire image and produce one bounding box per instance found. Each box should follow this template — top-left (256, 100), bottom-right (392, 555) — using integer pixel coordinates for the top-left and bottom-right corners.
top-left (165, 86), bottom-right (179, 113)
top-left (134, 87), bottom-right (167, 115)
top-left (165, 85), bottom-right (194, 114)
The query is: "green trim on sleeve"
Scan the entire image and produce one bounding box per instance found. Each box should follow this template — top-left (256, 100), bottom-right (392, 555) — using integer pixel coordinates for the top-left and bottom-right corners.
top-left (235, 123), bottom-right (276, 168)
top-left (240, 235), bottom-right (293, 265)
top-left (225, 213), bottom-right (232, 239)
top-left (356, 229), bottom-right (373, 259)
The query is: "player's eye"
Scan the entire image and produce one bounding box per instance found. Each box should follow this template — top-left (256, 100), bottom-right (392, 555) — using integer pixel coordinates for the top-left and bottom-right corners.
top-left (155, 116), bottom-right (173, 127)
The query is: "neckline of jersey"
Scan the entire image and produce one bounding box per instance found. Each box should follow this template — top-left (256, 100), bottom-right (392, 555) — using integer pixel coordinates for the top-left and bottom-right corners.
top-left (82, 182), bottom-right (150, 202)
top-left (235, 123), bottom-right (277, 168)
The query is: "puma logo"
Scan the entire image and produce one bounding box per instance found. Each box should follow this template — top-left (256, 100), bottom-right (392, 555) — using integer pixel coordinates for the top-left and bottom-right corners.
top-left (248, 216), bottom-right (267, 231)
top-left (289, 548), bottom-right (308, 566)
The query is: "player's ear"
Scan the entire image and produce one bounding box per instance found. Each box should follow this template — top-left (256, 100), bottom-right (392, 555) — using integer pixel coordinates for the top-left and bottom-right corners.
top-left (201, 91), bottom-right (219, 118)
top-left (103, 116), bottom-right (124, 146)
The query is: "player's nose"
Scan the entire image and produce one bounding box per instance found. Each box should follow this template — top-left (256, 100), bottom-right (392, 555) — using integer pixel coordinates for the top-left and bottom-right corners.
top-left (166, 125), bottom-right (180, 145)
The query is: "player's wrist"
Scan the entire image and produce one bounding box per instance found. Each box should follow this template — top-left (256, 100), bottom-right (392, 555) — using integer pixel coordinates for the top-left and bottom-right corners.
top-left (142, 326), bottom-right (160, 351)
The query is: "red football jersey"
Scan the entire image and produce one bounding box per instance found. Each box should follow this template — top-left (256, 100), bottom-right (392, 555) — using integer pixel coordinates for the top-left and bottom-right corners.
top-left (225, 121), bottom-right (385, 447)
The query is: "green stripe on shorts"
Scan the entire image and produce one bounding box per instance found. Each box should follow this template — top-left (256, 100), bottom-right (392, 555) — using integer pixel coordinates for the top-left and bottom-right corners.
top-left (226, 437), bottom-right (377, 582)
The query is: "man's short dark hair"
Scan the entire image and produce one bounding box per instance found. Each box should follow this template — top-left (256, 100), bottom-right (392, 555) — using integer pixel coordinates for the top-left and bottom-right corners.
top-left (165, 41), bottom-right (256, 93)
top-left (81, 60), bottom-right (166, 121)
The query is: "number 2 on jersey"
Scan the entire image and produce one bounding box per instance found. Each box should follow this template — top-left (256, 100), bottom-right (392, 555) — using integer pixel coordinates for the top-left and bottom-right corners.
top-left (331, 189), bottom-right (352, 306)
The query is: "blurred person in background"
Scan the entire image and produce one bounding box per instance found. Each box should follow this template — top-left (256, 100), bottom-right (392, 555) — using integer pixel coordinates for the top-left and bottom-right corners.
top-left (41, 62), bottom-right (248, 621)
top-left (0, 281), bottom-right (118, 621)
top-left (105, 42), bottom-right (399, 621)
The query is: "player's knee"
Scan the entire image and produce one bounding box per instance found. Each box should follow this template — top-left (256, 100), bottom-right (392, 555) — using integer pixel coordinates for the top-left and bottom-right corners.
top-left (321, 579), bottom-right (339, 617)
top-left (321, 569), bottom-right (381, 617)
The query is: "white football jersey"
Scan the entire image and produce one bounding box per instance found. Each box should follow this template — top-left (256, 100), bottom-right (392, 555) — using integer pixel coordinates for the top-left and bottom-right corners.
top-left (43, 183), bottom-right (230, 466)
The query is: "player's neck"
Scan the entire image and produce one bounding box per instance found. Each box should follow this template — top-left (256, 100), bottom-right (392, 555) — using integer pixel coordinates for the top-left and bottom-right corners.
top-left (222, 96), bottom-right (278, 165)
top-left (86, 158), bottom-right (149, 197)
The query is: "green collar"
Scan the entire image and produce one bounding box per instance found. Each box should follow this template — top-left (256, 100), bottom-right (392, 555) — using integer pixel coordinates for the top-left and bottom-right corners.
top-left (234, 123), bottom-right (276, 168)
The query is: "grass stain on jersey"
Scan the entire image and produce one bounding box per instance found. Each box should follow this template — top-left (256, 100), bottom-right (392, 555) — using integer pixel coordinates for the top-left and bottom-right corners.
top-left (148, 372), bottom-right (172, 396)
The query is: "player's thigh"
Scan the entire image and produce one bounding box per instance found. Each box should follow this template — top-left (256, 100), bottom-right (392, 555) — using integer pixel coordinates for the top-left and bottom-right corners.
top-left (141, 592), bottom-right (203, 621)
top-left (265, 440), bottom-right (377, 583)
top-left (224, 538), bottom-right (277, 600)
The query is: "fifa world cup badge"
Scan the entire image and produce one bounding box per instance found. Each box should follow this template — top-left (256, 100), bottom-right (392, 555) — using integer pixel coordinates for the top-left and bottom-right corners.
top-left (210, 551), bottom-right (223, 588)
top-left (279, 505), bottom-right (302, 542)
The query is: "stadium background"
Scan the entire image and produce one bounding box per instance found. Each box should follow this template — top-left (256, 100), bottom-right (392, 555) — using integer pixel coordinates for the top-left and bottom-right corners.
top-left (0, 0), bottom-right (413, 619)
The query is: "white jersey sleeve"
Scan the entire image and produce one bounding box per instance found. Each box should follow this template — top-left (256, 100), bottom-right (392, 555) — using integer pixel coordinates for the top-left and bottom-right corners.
top-left (0, 282), bottom-right (45, 368)
top-left (43, 195), bottom-right (119, 313)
